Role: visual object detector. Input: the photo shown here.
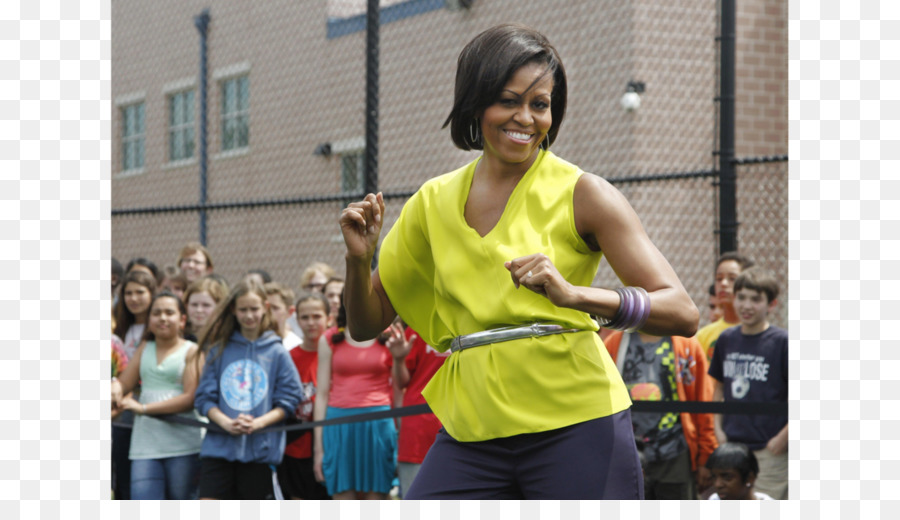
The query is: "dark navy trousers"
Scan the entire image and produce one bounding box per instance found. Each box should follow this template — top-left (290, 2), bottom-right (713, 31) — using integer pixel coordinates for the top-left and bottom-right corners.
top-left (405, 409), bottom-right (644, 499)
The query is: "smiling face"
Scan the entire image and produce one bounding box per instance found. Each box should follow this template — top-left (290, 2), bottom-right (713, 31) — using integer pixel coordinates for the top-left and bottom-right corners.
top-left (733, 287), bottom-right (776, 334)
top-left (179, 250), bottom-right (210, 282)
top-left (123, 281), bottom-right (152, 320)
top-left (148, 296), bottom-right (186, 341)
top-left (234, 292), bottom-right (267, 340)
top-left (479, 62), bottom-right (553, 170)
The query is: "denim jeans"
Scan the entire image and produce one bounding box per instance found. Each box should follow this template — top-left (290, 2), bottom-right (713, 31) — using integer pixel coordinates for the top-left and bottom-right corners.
top-left (130, 453), bottom-right (200, 500)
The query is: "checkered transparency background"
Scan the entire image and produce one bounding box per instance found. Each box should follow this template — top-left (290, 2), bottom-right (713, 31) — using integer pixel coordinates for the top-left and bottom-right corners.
top-left (1, 1), bottom-right (894, 519)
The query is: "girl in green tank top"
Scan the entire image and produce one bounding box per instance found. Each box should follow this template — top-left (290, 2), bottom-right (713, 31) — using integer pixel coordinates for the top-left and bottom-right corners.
top-left (111, 291), bottom-right (205, 499)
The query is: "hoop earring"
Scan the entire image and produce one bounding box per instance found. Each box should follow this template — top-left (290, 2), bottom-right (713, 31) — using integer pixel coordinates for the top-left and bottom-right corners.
top-left (469, 119), bottom-right (481, 147)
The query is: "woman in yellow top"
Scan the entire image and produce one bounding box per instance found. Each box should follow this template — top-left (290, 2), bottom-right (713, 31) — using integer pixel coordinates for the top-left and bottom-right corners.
top-left (339, 23), bottom-right (699, 499)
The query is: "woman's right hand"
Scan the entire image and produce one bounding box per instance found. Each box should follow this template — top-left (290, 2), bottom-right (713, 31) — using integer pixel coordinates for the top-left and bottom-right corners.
top-left (340, 192), bottom-right (384, 259)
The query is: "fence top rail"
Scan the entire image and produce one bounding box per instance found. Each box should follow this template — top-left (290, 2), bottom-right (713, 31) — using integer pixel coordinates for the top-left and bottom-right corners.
top-left (733, 154), bottom-right (788, 165)
top-left (111, 156), bottom-right (787, 216)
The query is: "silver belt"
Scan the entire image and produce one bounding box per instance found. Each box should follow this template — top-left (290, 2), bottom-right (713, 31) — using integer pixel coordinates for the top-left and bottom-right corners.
top-left (449, 323), bottom-right (582, 353)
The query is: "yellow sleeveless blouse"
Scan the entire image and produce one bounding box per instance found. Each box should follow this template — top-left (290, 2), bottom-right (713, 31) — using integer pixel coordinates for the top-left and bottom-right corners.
top-left (379, 150), bottom-right (631, 441)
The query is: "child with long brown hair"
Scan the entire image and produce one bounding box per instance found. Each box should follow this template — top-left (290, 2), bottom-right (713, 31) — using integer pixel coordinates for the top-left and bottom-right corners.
top-left (110, 269), bottom-right (156, 500)
top-left (111, 291), bottom-right (204, 499)
top-left (192, 279), bottom-right (302, 500)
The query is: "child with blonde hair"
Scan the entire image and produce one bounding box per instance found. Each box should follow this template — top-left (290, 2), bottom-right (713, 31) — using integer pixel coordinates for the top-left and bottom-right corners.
top-left (192, 279), bottom-right (302, 499)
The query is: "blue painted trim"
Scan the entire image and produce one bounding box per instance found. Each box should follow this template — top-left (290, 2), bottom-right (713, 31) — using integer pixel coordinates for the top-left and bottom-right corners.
top-left (327, 0), bottom-right (445, 39)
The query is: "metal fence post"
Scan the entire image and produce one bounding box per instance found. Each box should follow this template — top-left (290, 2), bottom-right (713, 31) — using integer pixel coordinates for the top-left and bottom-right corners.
top-left (364, 0), bottom-right (379, 196)
top-left (718, 0), bottom-right (737, 254)
top-left (194, 8), bottom-right (211, 246)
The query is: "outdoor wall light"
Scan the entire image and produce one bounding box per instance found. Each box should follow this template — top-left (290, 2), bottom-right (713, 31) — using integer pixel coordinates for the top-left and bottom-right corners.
top-left (314, 143), bottom-right (332, 157)
top-left (621, 81), bottom-right (645, 112)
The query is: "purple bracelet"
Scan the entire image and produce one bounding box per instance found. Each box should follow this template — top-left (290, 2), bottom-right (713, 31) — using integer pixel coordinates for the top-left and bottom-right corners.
top-left (624, 287), bottom-right (649, 332)
top-left (624, 287), bottom-right (643, 332)
top-left (632, 287), bottom-right (652, 332)
top-left (602, 287), bottom-right (628, 329)
top-left (615, 287), bottom-right (635, 330)
top-left (601, 286), bottom-right (651, 332)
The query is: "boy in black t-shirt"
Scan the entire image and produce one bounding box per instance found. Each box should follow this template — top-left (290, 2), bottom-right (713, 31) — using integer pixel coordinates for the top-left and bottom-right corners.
top-left (708, 267), bottom-right (788, 500)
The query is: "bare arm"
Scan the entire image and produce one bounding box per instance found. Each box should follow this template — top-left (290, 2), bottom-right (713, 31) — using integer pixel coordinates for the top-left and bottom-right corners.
top-left (386, 322), bottom-right (414, 390)
top-left (120, 345), bottom-right (205, 416)
top-left (340, 192), bottom-right (397, 340)
top-left (767, 423), bottom-right (788, 455)
top-left (506, 174), bottom-right (699, 337)
top-left (711, 378), bottom-right (727, 444)
top-left (111, 341), bottom-right (145, 406)
top-left (312, 335), bottom-right (333, 482)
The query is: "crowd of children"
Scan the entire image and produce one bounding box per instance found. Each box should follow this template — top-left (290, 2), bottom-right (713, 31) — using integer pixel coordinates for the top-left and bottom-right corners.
top-left (110, 244), bottom-right (787, 501)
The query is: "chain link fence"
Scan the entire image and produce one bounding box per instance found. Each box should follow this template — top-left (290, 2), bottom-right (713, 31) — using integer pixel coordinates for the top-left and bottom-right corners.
top-left (112, 0), bottom-right (787, 329)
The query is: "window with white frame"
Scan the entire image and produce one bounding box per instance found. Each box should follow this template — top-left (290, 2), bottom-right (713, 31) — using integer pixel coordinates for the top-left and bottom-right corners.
top-left (121, 102), bottom-right (145, 172)
top-left (341, 149), bottom-right (366, 194)
top-left (169, 90), bottom-right (195, 162)
top-left (221, 75), bottom-right (249, 151)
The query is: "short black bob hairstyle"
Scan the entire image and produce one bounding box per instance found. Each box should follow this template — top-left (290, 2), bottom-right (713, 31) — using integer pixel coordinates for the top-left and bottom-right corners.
top-left (443, 23), bottom-right (567, 151)
top-left (705, 442), bottom-right (760, 482)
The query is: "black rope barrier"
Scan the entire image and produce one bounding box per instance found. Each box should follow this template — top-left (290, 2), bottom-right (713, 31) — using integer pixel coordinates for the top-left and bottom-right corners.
top-left (111, 400), bottom-right (786, 433)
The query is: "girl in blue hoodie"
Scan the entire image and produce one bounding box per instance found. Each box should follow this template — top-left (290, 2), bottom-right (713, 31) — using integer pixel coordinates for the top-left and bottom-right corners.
top-left (193, 279), bottom-right (302, 500)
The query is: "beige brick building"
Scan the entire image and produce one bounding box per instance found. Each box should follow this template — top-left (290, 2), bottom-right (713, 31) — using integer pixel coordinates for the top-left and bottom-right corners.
top-left (112, 0), bottom-right (787, 327)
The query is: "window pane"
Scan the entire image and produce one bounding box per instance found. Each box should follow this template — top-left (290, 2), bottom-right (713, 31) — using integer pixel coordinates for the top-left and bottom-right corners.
top-left (223, 80), bottom-right (235, 114)
top-left (124, 106), bottom-right (134, 137)
top-left (136, 139), bottom-right (144, 168)
top-left (186, 91), bottom-right (194, 123)
top-left (238, 77), bottom-right (249, 110)
top-left (223, 118), bottom-right (234, 150)
top-left (184, 129), bottom-right (195, 158)
top-left (172, 95), bottom-right (180, 126)
top-left (136, 103), bottom-right (144, 132)
top-left (342, 151), bottom-right (365, 193)
top-left (237, 114), bottom-right (248, 147)
top-left (172, 130), bottom-right (183, 161)
top-left (123, 140), bottom-right (132, 170)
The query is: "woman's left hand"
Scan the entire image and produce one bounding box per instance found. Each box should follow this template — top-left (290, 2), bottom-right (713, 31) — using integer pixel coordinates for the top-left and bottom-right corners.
top-left (120, 396), bottom-right (141, 413)
top-left (504, 254), bottom-right (577, 308)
